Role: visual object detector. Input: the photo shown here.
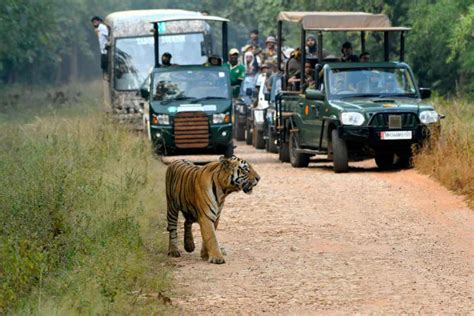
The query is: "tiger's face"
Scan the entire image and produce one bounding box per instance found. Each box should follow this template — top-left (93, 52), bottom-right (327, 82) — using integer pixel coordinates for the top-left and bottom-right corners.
top-left (220, 156), bottom-right (260, 194)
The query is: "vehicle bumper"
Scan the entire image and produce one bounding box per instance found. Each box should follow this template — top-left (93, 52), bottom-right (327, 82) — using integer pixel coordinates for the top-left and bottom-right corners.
top-left (339, 124), bottom-right (431, 151)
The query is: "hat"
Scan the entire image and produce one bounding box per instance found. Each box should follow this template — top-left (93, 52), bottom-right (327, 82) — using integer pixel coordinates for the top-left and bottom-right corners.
top-left (241, 44), bottom-right (252, 53)
top-left (229, 48), bottom-right (240, 55)
top-left (260, 63), bottom-right (270, 69)
top-left (266, 36), bottom-right (277, 44)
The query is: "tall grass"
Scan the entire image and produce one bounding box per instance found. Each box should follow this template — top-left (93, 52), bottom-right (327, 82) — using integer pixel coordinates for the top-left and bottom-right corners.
top-left (0, 84), bottom-right (171, 314)
top-left (413, 98), bottom-right (474, 208)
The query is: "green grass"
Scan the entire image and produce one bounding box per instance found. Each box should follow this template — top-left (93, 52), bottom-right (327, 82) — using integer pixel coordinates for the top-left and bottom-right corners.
top-left (413, 97), bottom-right (474, 208)
top-left (0, 84), bottom-right (172, 314)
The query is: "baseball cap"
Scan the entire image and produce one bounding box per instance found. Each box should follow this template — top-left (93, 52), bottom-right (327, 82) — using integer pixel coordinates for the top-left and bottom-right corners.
top-left (229, 48), bottom-right (240, 55)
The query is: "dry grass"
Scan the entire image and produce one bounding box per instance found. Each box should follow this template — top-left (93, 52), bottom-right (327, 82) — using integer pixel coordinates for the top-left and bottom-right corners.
top-left (413, 98), bottom-right (474, 208)
top-left (0, 83), bottom-right (173, 314)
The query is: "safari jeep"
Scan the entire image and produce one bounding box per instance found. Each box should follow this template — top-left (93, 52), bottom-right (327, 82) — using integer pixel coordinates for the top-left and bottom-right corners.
top-left (142, 14), bottom-right (234, 156)
top-left (275, 11), bottom-right (441, 172)
top-left (143, 65), bottom-right (233, 156)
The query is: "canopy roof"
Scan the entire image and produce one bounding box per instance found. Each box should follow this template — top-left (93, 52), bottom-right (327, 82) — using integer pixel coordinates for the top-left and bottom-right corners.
top-left (277, 11), bottom-right (410, 31)
top-left (151, 15), bottom-right (229, 23)
top-left (105, 9), bottom-right (206, 37)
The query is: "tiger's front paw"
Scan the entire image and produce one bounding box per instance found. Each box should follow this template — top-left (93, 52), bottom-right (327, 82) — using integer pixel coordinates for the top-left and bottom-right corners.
top-left (168, 249), bottom-right (181, 257)
top-left (184, 239), bottom-right (195, 253)
top-left (208, 256), bottom-right (225, 264)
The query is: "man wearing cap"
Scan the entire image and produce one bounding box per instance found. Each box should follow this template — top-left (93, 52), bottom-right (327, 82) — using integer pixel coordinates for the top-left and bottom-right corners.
top-left (246, 29), bottom-right (265, 51)
top-left (340, 42), bottom-right (359, 62)
top-left (225, 48), bottom-right (245, 86)
top-left (261, 36), bottom-right (278, 67)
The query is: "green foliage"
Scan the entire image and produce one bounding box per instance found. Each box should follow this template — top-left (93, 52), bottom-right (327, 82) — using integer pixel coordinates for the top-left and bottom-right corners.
top-left (0, 86), bottom-right (171, 313)
top-left (0, 0), bottom-right (472, 95)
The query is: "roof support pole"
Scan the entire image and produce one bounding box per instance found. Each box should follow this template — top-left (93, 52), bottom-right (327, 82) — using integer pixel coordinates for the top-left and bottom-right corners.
top-left (361, 31), bottom-right (366, 53)
top-left (384, 31), bottom-right (389, 61)
top-left (300, 26), bottom-right (306, 93)
top-left (400, 31), bottom-right (405, 62)
top-left (317, 31), bottom-right (323, 62)
top-left (153, 22), bottom-right (160, 67)
top-left (222, 21), bottom-right (228, 63)
top-left (277, 20), bottom-right (283, 71)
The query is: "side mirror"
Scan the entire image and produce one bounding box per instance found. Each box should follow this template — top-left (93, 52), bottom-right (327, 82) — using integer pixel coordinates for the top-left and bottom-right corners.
top-left (140, 88), bottom-right (150, 99)
top-left (305, 89), bottom-right (325, 101)
top-left (419, 88), bottom-right (431, 99)
top-left (264, 92), bottom-right (271, 101)
top-left (246, 88), bottom-right (253, 96)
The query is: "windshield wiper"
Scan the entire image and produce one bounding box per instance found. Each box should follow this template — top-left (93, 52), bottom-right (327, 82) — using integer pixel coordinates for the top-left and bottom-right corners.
top-left (190, 96), bottom-right (228, 103)
top-left (161, 96), bottom-right (196, 105)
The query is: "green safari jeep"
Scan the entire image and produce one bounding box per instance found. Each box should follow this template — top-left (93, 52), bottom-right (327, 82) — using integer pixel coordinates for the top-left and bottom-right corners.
top-left (278, 61), bottom-right (440, 172)
top-left (274, 11), bottom-right (441, 172)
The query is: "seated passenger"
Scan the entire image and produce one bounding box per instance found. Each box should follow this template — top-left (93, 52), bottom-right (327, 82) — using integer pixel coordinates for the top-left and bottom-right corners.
top-left (356, 71), bottom-right (381, 93)
top-left (204, 55), bottom-right (222, 66)
top-left (161, 52), bottom-right (173, 67)
top-left (244, 51), bottom-right (258, 74)
top-left (381, 75), bottom-right (404, 94)
top-left (340, 42), bottom-right (359, 62)
top-left (359, 52), bottom-right (370, 62)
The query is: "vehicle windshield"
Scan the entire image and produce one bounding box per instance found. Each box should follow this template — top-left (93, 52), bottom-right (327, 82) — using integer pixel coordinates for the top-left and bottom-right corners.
top-left (152, 69), bottom-right (230, 102)
top-left (114, 33), bottom-right (208, 90)
top-left (327, 67), bottom-right (417, 99)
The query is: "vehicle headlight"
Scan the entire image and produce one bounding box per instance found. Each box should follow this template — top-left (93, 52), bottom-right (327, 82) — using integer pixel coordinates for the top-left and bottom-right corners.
top-left (213, 113), bottom-right (230, 124)
top-left (419, 110), bottom-right (439, 124)
top-left (157, 114), bottom-right (169, 125)
top-left (340, 112), bottom-right (365, 126)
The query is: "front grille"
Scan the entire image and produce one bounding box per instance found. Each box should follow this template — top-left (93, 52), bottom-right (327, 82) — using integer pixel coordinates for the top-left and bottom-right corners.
top-left (368, 113), bottom-right (419, 129)
top-left (174, 112), bottom-right (209, 149)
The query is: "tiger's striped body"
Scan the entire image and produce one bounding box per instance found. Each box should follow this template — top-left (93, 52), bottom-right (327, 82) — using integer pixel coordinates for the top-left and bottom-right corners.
top-left (166, 156), bottom-right (260, 264)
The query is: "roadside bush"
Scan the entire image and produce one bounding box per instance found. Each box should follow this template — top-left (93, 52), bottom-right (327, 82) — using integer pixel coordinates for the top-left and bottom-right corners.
top-left (0, 86), bottom-right (171, 313)
top-left (413, 98), bottom-right (474, 208)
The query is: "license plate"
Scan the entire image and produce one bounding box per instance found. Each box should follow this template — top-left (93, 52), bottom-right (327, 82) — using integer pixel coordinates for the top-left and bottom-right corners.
top-left (380, 130), bottom-right (412, 140)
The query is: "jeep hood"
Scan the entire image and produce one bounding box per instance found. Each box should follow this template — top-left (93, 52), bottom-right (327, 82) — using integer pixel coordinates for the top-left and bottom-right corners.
top-left (330, 97), bottom-right (434, 113)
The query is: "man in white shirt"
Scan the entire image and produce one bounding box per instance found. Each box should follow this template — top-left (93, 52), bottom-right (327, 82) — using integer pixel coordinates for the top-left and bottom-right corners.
top-left (91, 16), bottom-right (109, 73)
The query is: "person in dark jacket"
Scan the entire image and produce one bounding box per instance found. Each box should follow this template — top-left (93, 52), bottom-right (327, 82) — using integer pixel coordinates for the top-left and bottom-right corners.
top-left (340, 42), bottom-right (359, 62)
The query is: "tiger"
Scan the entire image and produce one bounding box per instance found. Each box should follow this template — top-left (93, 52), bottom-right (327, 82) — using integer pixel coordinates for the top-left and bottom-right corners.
top-left (165, 155), bottom-right (260, 264)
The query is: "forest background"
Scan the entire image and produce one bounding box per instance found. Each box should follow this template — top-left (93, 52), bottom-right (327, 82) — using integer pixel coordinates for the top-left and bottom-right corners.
top-left (0, 0), bottom-right (472, 97)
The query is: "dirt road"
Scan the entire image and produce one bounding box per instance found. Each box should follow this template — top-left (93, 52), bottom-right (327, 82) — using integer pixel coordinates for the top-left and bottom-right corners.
top-left (165, 142), bottom-right (473, 314)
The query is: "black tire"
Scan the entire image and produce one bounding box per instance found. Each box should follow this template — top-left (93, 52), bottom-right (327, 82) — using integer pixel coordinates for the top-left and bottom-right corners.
top-left (245, 124), bottom-right (252, 145)
top-left (289, 133), bottom-right (310, 167)
top-left (235, 124), bottom-right (245, 141)
top-left (331, 129), bottom-right (349, 173)
top-left (253, 129), bottom-right (265, 149)
top-left (279, 140), bottom-right (290, 162)
top-left (375, 152), bottom-right (395, 170)
top-left (265, 128), bottom-right (278, 153)
top-left (396, 151), bottom-right (413, 168)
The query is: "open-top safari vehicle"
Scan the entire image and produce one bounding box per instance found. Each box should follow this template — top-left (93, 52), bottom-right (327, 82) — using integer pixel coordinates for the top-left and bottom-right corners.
top-left (140, 14), bottom-right (235, 156)
top-left (273, 12), bottom-right (440, 172)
